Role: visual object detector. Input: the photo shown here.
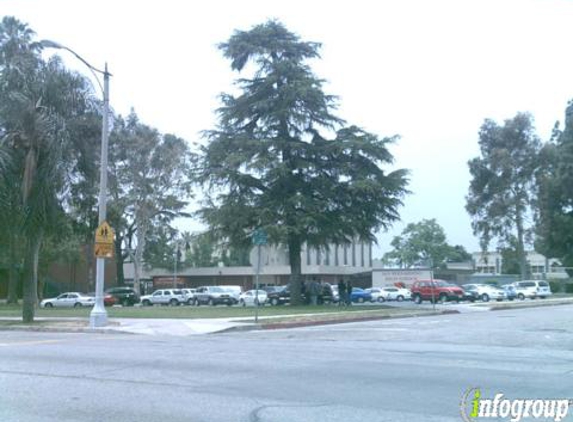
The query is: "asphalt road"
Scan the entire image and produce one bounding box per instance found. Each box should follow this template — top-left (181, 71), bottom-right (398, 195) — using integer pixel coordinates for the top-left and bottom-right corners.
top-left (1, 305), bottom-right (572, 422)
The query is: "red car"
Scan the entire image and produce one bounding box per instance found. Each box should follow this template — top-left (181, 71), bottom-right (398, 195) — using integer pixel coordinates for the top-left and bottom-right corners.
top-left (104, 294), bottom-right (116, 307)
top-left (410, 279), bottom-right (464, 304)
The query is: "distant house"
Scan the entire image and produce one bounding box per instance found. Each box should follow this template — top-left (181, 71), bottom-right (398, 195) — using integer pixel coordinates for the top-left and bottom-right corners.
top-left (472, 251), bottom-right (568, 279)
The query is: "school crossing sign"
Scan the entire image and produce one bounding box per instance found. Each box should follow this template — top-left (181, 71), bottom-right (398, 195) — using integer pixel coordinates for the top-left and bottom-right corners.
top-left (94, 221), bottom-right (115, 258)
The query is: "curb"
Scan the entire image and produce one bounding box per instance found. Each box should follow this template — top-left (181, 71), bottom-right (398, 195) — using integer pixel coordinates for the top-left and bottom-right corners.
top-left (489, 299), bottom-right (573, 312)
top-left (220, 309), bottom-right (460, 332)
top-left (0, 325), bottom-right (129, 335)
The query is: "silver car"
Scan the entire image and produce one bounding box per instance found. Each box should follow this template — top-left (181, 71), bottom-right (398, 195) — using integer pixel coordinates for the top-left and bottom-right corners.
top-left (40, 292), bottom-right (95, 308)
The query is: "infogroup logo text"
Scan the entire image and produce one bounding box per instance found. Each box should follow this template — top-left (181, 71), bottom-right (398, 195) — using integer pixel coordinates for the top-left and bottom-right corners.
top-left (461, 388), bottom-right (572, 422)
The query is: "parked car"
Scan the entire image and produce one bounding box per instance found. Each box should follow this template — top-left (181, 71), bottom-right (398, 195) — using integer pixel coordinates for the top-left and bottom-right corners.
top-left (181, 288), bottom-right (197, 305)
top-left (267, 284), bottom-right (334, 306)
top-left (104, 294), bottom-right (116, 307)
top-left (222, 286), bottom-right (242, 302)
top-left (267, 285), bottom-right (291, 306)
top-left (372, 286), bottom-right (411, 302)
top-left (410, 280), bottom-right (464, 304)
top-left (460, 286), bottom-right (479, 302)
top-left (140, 289), bottom-right (186, 306)
top-left (40, 292), bottom-right (95, 308)
top-left (330, 284), bottom-right (340, 303)
top-left (105, 287), bottom-right (140, 306)
top-left (501, 284), bottom-right (517, 301)
top-left (349, 287), bottom-right (372, 303)
top-left (366, 288), bottom-right (386, 302)
top-left (511, 280), bottom-right (553, 300)
top-left (462, 284), bottom-right (506, 302)
top-left (88, 292), bottom-right (117, 307)
top-left (239, 290), bottom-right (267, 306)
top-left (194, 286), bottom-right (238, 306)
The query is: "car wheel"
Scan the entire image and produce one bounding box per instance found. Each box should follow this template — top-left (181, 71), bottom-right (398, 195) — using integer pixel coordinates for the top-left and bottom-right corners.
top-left (377, 297), bottom-right (386, 303)
top-left (481, 293), bottom-right (490, 302)
top-left (396, 295), bottom-right (404, 302)
top-left (142, 299), bottom-right (152, 306)
top-left (169, 299), bottom-right (179, 306)
top-left (413, 295), bottom-right (422, 304)
top-left (270, 297), bottom-right (279, 306)
top-left (45, 302), bottom-right (53, 308)
top-left (517, 293), bottom-right (525, 301)
top-left (439, 294), bottom-right (448, 304)
top-left (357, 297), bottom-right (364, 303)
top-left (121, 298), bottom-right (129, 307)
top-left (240, 299), bottom-right (246, 307)
top-left (74, 302), bottom-right (82, 308)
top-left (208, 298), bottom-right (215, 306)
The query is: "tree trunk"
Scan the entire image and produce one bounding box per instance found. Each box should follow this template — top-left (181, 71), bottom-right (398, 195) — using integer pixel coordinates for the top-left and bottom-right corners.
top-left (515, 206), bottom-right (528, 280)
top-left (22, 233), bottom-right (42, 323)
top-left (115, 235), bottom-right (125, 286)
top-left (84, 242), bottom-right (95, 291)
top-left (7, 232), bottom-right (18, 304)
top-left (132, 213), bottom-right (149, 297)
top-left (288, 234), bottom-right (303, 305)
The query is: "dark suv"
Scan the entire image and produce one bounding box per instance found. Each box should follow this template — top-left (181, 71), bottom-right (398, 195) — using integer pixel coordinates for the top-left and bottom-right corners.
top-left (267, 284), bottom-right (334, 306)
top-left (105, 287), bottom-right (140, 306)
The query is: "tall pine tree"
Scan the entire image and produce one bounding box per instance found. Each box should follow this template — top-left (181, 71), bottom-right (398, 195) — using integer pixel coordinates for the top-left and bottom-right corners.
top-left (197, 21), bottom-right (408, 304)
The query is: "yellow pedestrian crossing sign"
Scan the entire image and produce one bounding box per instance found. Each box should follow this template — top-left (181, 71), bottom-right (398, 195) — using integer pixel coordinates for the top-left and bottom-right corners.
top-left (95, 221), bottom-right (114, 244)
top-left (95, 221), bottom-right (115, 258)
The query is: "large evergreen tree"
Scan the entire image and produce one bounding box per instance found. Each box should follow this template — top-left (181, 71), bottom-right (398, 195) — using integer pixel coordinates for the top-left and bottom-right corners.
top-left (197, 21), bottom-right (409, 304)
top-left (536, 101), bottom-right (573, 266)
top-left (466, 113), bottom-right (541, 280)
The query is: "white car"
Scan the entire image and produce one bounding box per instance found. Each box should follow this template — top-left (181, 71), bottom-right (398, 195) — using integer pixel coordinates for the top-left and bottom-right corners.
top-left (181, 288), bottom-right (197, 305)
top-left (512, 280), bottom-right (553, 300)
top-left (239, 290), bottom-right (268, 306)
top-left (140, 289), bottom-right (186, 306)
top-left (40, 292), bottom-right (95, 308)
top-left (463, 284), bottom-right (506, 302)
top-left (367, 287), bottom-right (411, 302)
top-left (382, 287), bottom-right (411, 302)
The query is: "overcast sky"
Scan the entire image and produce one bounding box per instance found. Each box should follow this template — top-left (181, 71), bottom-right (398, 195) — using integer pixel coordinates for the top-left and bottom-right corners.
top-left (4, 0), bottom-right (573, 257)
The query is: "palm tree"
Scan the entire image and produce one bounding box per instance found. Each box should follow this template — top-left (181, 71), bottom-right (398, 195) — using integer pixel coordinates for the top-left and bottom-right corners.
top-left (1, 17), bottom-right (94, 321)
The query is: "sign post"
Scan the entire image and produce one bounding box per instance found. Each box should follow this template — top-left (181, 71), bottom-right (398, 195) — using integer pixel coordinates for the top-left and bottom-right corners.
top-left (252, 228), bottom-right (267, 323)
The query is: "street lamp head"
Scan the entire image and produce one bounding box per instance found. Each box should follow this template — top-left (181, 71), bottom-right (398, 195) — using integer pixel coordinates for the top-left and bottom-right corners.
top-left (39, 39), bottom-right (63, 50)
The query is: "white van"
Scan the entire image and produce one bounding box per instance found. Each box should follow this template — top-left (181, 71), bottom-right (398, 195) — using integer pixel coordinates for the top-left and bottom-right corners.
top-left (511, 280), bottom-right (552, 300)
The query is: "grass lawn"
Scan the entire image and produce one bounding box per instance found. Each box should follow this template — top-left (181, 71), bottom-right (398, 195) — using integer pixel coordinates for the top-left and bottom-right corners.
top-left (0, 303), bottom-right (401, 320)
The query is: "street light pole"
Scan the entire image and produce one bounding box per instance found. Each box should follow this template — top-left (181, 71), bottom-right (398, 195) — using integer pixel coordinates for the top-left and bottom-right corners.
top-left (40, 40), bottom-right (111, 327)
top-left (91, 64), bottom-right (110, 327)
